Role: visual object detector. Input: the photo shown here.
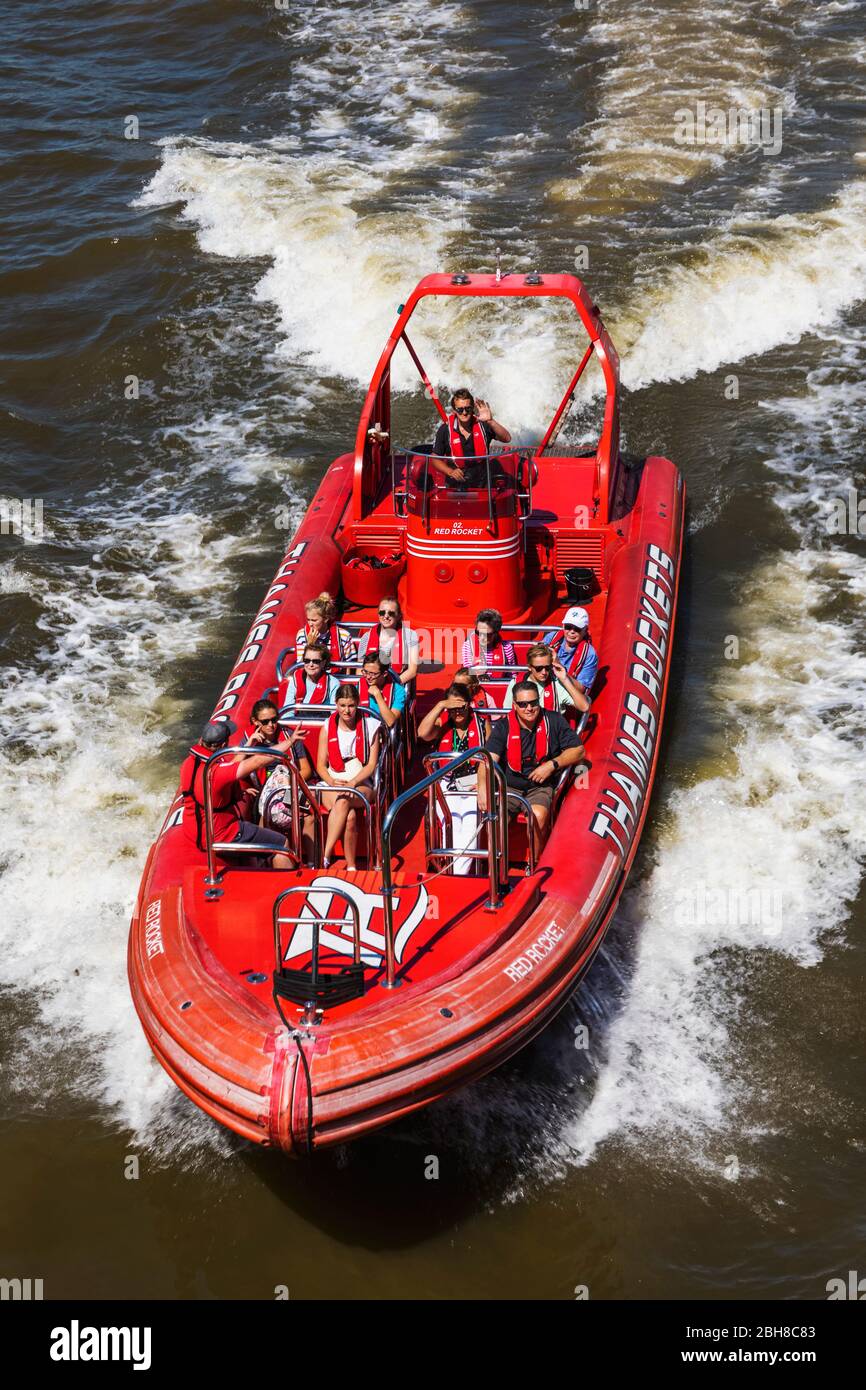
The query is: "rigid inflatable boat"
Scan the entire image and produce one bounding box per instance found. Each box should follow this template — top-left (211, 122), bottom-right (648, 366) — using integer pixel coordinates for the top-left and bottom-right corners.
top-left (129, 271), bottom-right (684, 1154)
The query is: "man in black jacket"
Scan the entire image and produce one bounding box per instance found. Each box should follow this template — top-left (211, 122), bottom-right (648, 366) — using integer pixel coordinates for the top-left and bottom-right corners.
top-left (477, 681), bottom-right (584, 846)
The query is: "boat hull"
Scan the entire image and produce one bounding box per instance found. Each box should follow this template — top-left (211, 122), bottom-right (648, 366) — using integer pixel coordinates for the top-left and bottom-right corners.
top-left (128, 443), bottom-right (683, 1154)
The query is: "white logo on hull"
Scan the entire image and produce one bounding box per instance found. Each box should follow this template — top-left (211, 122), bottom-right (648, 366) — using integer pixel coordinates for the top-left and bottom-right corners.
top-left (589, 543), bottom-right (676, 860)
top-left (282, 876), bottom-right (430, 967)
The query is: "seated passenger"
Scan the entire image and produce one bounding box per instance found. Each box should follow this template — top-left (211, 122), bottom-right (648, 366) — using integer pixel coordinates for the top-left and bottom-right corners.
top-left (418, 685), bottom-right (491, 748)
top-left (294, 591), bottom-right (357, 665)
top-left (417, 685), bottom-right (490, 875)
top-left (231, 698), bottom-right (285, 818)
top-left (431, 389), bottom-right (512, 487)
top-left (453, 667), bottom-right (496, 711)
top-left (317, 684), bottom-right (381, 870)
top-left (477, 681), bottom-right (585, 850)
top-left (255, 723), bottom-right (317, 865)
top-left (277, 642), bottom-right (341, 714)
top-left (180, 719), bottom-right (297, 869)
top-left (356, 652), bottom-right (407, 731)
top-left (460, 607), bottom-right (516, 675)
top-left (503, 642), bottom-right (589, 716)
top-left (358, 597), bottom-right (419, 686)
top-left (544, 606), bottom-right (598, 695)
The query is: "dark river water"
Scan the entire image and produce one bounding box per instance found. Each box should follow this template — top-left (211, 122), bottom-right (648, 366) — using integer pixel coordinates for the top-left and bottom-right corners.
top-left (2, 0), bottom-right (865, 1299)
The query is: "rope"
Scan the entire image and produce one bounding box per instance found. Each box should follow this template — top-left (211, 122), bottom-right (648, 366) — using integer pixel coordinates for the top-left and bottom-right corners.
top-left (291, 1030), bottom-right (314, 1158)
top-left (410, 798), bottom-right (489, 888)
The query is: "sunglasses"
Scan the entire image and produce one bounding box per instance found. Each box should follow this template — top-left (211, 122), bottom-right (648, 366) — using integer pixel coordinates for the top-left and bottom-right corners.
top-left (531, 664), bottom-right (552, 673)
top-left (515, 699), bottom-right (539, 710)
top-left (257, 716), bottom-right (278, 726)
top-left (563, 623), bottom-right (581, 632)
top-left (303, 657), bottom-right (324, 665)
top-left (378, 609), bottom-right (397, 617)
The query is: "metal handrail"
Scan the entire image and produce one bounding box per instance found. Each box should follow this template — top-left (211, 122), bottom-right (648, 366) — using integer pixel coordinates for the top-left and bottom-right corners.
top-left (379, 749), bottom-right (509, 989)
top-left (421, 752), bottom-right (509, 885)
top-left (276, 659), bottom-right (412, 716)
top-left (500, 789), bottom-right (540, 875)
top-left (275, 652), bottom-right (340, 685)
top-left (276, 699), bottom-right (385, 726)
top-left (305, 781), bottom-right (380, 869)
top-left (391, 444), bottom-right (535, 518)
top-left (322, 620), bottom-right (588, 636)
top-left (284, 760), bottom-right (324, 868)
top-left (276, 700), bottom-right (397, 835)
top-left (272, 883), bottom-right (363, 1027)
top-left (277, 652), bottom-right (366, 680)
top-left (202, 746), bottom-right (303, 898)
top-left (473, 704), bottom-right (590, 739)
top-left (394, 443), bottom-right (527, 463)
top-left (396, 445), bottom-right (530, 533)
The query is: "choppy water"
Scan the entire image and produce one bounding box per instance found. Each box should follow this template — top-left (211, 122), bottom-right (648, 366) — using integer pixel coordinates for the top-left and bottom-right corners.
top-left (1, 0), bottom-right (864, 1298)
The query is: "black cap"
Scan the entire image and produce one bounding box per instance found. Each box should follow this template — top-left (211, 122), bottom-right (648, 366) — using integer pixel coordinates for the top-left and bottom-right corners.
top-left (200, 719), bottom-right (236, 749)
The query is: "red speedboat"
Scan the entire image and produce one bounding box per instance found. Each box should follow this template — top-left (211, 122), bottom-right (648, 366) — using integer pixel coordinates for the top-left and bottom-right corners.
top-left (128, 271), bottom-right (684, 1154)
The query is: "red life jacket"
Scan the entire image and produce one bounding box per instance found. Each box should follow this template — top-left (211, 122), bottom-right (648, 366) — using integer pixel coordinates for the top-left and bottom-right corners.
top-left (549, 632), bottom-right (590, 676)
top-left (358, 673), bottom-right (396, 707)
top-left (448, 412), bottom-right (488, 460)
top-left (364, 623), bottom-right (408, 668)
top-left (279, 666), bottom-right (330, 710)
top-left (327, 715), bottom-right (370, 773)
top-left (437, 712), bottom-right (483, 754)
top-left (534, 677), bottom-right (560, 711)
top-left (180, 745), bottom-right (244, 851)
top-left (297, 623), bottom-right (343, 660)
top-left (470, 633), bottom-right (507, 668)
top-left (506, 710), bottom-right (550, 775)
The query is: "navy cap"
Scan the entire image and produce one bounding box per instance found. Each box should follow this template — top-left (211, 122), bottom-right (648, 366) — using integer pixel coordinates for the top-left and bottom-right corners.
top-left (200, 719), bottom-right (236, 749)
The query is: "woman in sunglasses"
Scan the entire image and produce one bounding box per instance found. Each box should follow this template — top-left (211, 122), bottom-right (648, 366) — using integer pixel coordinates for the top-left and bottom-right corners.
top-left (358, 596), bottom-right (419, 686)
top-left (243, 703), bottom-right (317, 862)
top-left (233, 699), bottom-right (302, 795)
top-left (277, 643), bottom-right (342, 714)
top-left (431, 388), bottom-right (511, 486)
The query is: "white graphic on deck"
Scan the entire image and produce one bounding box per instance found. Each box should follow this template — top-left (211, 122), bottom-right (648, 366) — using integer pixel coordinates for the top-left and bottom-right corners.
top-left (282, 876), bottom-right (429, 967)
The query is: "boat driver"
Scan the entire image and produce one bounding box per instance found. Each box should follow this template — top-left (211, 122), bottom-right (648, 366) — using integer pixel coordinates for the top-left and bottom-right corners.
top-left (431, 388), bottom-right (511, 487)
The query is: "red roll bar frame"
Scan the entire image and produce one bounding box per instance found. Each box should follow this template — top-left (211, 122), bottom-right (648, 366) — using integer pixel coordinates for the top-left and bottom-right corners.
top-left (352, 272), bottom-right (621, 525)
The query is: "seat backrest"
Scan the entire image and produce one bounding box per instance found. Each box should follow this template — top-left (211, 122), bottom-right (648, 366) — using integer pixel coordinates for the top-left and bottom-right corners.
top-left (511, 642), bottom-right (534, 667)
top-left (480, 678), bottom-right (513, 709)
